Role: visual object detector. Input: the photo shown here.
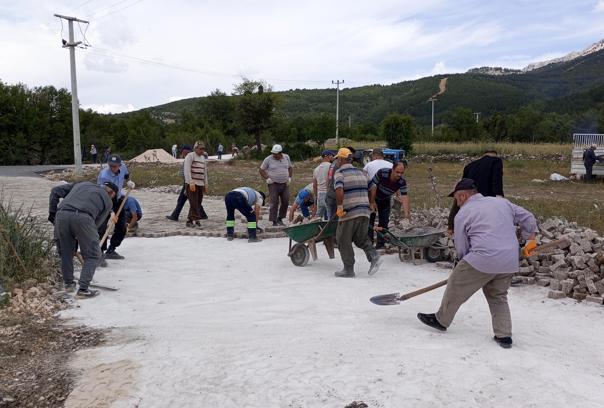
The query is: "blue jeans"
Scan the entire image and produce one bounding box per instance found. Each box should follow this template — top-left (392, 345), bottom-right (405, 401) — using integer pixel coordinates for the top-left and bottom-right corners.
top-left (225, 191), bottom-right (257, 238)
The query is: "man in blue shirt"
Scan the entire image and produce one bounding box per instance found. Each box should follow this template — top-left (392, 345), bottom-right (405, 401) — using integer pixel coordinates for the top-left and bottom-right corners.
top-left (96, 154), bottom-right (135, 260)
top-left (417, 178), bottom-right (537, 349)
top-left (124, 196), bottom-right (143, 233)
top-left (288, 184), bottom-right (315, 223)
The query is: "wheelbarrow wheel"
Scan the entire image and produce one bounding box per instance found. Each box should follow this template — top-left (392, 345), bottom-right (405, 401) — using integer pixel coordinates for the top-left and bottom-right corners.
top-left (424, 246), bottom-right (445, 262)
top-left (290, 243), bottom-right (310, 267)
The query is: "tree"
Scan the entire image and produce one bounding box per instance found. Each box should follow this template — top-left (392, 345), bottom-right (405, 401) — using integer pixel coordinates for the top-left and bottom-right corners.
top-left (380, 114), bottom-right (414, 153)
top-left (444, 107), bottom-right (478, 140)
top-left (233, 78), bottom-right (279, 151)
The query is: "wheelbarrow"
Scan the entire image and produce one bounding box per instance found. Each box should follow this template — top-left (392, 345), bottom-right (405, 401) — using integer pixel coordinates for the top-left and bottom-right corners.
top-left (377, 227), bottom-right (449, 263)
top-left (283, 219), bottom-right (338, 267)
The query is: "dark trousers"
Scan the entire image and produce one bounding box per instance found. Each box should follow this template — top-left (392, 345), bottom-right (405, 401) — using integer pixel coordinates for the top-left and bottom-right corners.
top-left (585, 163), bottom-right (594, 181)
top-left (325, 195), bottom-right (337, 221)
top-left (92, 154), bottom-right (97, 163)
top-left (225, 192), bottom-right (257, 238)
top-left (98, 197), bottom-right (127, 252)
top-left (55, 211), bottom-right (102, 290)
top-left (170, 183), bottom-right (207, 220)
top-left (187, 186), bottom-right (205, 221)
top-left (369, 197), bottom-right (391, 246)
top-left (336, 216), bottom-right (376, 270)
top-left (268, 182), bottom-right (289, 222)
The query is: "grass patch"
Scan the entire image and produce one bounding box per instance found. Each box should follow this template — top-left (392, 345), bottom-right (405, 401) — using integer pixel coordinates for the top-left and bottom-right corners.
top-left (412, 142), bottom-right (572, 156)
top-left (0, 198), bottom-right (56, 291)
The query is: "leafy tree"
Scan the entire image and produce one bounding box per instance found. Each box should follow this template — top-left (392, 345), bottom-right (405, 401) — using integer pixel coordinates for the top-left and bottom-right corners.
top-left (233, 78), bottom-right (279, 151)
top-left (443, 107), bottom-right (478, 140)
top-left (380, 114), bottom-right (414, 153)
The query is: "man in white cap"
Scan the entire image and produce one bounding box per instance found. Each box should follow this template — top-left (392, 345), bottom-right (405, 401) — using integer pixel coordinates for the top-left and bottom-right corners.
top-left (259, 144), bottom-right (293, 226)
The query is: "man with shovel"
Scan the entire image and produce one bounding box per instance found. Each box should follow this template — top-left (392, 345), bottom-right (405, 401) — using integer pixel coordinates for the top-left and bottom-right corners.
top-left (417, 178), bottom-right (537, 349)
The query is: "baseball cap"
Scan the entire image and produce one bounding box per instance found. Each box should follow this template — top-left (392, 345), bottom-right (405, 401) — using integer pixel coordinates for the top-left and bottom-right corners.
top-left (194, 141), bottom-right (205, 149)
top-left (103, 181), bottom-right (119, 195)
top-left (334, 147), bottom-right (352, 159)
top-left (448, 178), bottom-right (477, 197)
top-left (322, 150), bottom-right (335, 157)
top-left (108, 155), bottom-right (122, 165)
top-left (271, 144), bottom-right (283, 154)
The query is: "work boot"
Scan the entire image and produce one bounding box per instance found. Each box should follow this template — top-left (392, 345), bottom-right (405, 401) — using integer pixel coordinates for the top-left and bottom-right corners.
top-left (494, 336), bottom-right (513, 349)
top-left (195, 220), bottom-right (202, 227)
top-left (248, 237), bottom-right (262, 243)
top-left (165, 215), bottom-right (178, 221)
top-left (272, 221), bottom-right (279, 227)
top-left (105, 250), bottom-right (125, 260)
top-left (76, 288), bottom-right (100, 299)
top-left (227, 235), bottom-right (234, 241)
top-left (186, 221), bottom-right (195, 228)
top-left (276, 218), bottom-right (285, 226)
top-left (417, 313), bottom-right (447, 332)
top-left (97, 254), bottom-right (107, 268)
top-left (368, 253), bottom-right (383, 276)
top-left (64, 282), bottom-right (77, 293)
top-left (334, 266), bottom-right (355, 278)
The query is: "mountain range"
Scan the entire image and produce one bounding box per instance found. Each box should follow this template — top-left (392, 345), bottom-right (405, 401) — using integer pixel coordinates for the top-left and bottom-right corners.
top-left (144, 39), bottom-right (604, 126)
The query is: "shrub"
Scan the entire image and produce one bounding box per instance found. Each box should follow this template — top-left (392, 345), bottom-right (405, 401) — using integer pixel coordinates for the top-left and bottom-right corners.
top-left (0, 198), bottom-right (56, 291)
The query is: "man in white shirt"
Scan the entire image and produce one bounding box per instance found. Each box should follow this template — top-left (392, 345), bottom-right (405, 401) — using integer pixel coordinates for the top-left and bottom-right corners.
top-left (312, 150), bottom-right (334, 219)
top-left (363, 148), bottom-right (393, 181)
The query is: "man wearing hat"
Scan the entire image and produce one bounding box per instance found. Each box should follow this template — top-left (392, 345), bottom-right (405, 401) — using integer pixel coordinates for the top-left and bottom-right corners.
top-left (583, 144), bottom-right (597, 182)
top-left (313, 150), bottom-right (334, 220)
top-left (48, 181), bottom-right (117, 298)
top-left (184, 141), bottom-right (210, 227)
top-left (417, 178), bottom-right (537, 349)
top-left (166, 144), bottom-right (202, 221)
top-left (259, 144), bottom-right (293, 226)
top-left (97, 154), bottom-right (135, 259)
top-left (333, 148), bottom-right (381, 277)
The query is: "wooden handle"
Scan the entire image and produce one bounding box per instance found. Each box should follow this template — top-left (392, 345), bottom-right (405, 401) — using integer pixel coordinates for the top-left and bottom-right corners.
top-left (399, 279), bottom-right (448, 301)
top-left (100, 188), bottom-right (131, 248)
top-left (527, 238), bottom-right (569, 256)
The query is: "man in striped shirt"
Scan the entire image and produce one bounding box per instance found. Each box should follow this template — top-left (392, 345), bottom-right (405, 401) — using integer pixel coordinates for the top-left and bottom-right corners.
top-left (369, 161), bottom-right (410, 249)
top-left (333, 148), bottom-right (381, 278)
top-left (184, 141), bottom-right (209, 227)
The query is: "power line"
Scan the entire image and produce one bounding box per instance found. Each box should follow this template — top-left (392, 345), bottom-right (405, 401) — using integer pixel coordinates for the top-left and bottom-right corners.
top-left (70, 0), bottom-right (98, 13)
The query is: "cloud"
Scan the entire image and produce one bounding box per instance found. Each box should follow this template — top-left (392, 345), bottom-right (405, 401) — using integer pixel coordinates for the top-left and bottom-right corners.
top-left (595, 0), bottom-right (604, 12)
top-left (82, 103), bottom-right (136, 114)
top-left (83, 53), bottom-right (129, 73)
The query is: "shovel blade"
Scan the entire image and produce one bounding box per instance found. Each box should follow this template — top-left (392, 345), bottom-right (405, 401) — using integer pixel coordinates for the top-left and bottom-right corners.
top-left (370, 293), bottom-right (402, 306)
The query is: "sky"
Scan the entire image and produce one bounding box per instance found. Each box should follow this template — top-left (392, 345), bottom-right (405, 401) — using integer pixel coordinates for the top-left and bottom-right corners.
top-left (1, 0), bottom-right (603, 114)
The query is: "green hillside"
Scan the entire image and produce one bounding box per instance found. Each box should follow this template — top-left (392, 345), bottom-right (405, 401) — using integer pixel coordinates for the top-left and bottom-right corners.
top-left (145, 48), bottom-right (604, 126)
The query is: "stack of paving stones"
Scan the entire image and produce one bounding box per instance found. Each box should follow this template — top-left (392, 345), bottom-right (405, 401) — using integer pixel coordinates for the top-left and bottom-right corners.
top-left (516, 217), bottom-right (604, 306)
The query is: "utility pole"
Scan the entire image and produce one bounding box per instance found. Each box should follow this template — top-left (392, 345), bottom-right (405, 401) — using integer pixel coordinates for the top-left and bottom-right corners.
top-left (332, 80), bottom-right (344, 147)
top-left (428, 97), bottom-right (437, 139)
top-left (54, 13), bottom-right (88, 176)
top-left (473, 112), bottom-right (481, 123)
top-left (348, 114), bottom-right (351, 128)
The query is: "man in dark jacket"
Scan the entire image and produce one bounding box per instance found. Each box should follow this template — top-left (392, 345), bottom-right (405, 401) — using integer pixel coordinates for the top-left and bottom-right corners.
top-left (49, 181), bottom-right (118, 298)
top-left (583, 144), bottom-right (597, 182)
top-left (448, 150), bottom-right (503, 233)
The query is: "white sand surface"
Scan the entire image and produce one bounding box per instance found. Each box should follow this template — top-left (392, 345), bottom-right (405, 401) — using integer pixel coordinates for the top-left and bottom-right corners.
top-left (63, 236), bottom-right (604, 407)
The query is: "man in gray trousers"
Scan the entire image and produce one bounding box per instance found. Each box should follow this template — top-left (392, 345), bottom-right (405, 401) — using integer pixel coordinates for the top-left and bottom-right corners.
top-left (49, 181), bottom-right (117, 298)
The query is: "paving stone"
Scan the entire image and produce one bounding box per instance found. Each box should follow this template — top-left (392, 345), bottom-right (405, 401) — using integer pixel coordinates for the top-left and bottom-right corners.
top-left (573, 292), bottom-right (588, 301)
top-left (547, 290), bottom-right (566, 299)
top-left (549, 279), bottom-right (561, 291)
top-left (585, 295), bottom-right (604, 305)
top-left (537, 278), bottom-right (550, 287)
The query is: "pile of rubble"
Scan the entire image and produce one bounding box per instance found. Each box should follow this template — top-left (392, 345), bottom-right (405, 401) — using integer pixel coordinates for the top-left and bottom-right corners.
top-left (390, 208), bottom-right (604, 306)
top-left (4, 279), bottom-right (69, 319)
top-left (518, 217), bottom-right (604, 305)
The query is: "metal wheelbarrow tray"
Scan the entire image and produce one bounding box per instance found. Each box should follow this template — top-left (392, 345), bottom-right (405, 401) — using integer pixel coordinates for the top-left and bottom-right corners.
top-left (283, 220), bottom-right (338, 267)
top-left (377, 227), bottom-right (448, 262)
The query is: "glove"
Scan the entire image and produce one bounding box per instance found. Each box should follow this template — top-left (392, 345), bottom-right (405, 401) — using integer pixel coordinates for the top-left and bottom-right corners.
top-left (266, 178), bottom-right (273, 184)
top-left (522, 240), bottom-right (537, 257)
top-left (370, 202), bottom-right (377, 212)
top-left (127, 180), bottom-right (136, 189)
top-left (189, 183), bottom-right (196, 192)
top-left (336, 205), bottom-right (346, 218)
top-left (287, 177), bottom-right (291, 185)
top-left (48, 212), bottom-right (56, 224)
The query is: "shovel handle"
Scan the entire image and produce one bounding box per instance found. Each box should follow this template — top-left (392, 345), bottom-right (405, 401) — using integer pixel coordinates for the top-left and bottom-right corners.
top-left (399, 279), bottom-right (448, 301)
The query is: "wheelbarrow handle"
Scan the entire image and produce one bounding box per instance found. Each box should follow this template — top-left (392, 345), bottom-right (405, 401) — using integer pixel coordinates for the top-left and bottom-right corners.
top-left (375, 228), bottom-right (409, 249)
